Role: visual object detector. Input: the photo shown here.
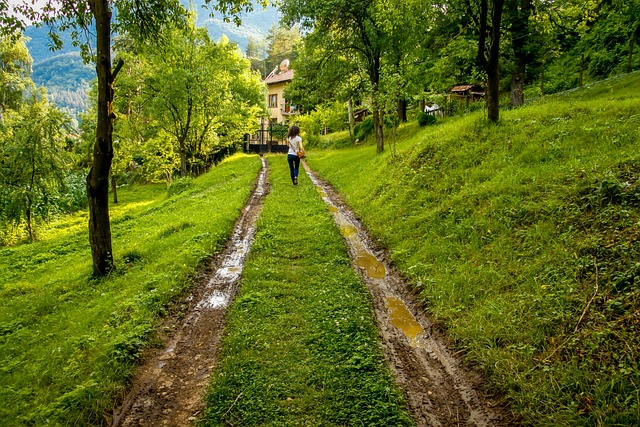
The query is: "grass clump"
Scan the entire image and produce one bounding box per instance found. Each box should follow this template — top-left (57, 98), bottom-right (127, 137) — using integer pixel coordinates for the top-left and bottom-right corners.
top-left (306, 72), bottom-right (640, 425)
top-left (0, 154), bottom-right (262, 425)
top-left (199, 156), bottom-right (412, 426)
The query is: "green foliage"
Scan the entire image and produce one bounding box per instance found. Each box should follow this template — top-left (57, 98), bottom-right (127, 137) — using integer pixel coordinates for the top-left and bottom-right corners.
top-left (306, 72), bottom-right (640, 425)
top-left (200, 155), bottom-right (412, 426)
top-left (0, 154), bottom-right (262, 424)
top-left (270, 122), bottom-right (289, 140)
top-left (0, 34), bottom-right (33, 115)
top-left (416, 112), bottom-right (436, 126)
top-left (167, 176), bottom-right (194, 196)
top-left (0, 90), bottom-right (73, 241)
top-left (354, 115), bottom-right (374, 141)
top-left (291, 101), bottom-right (348, 146)
top-left (112, 21), bottom-right (266, 179)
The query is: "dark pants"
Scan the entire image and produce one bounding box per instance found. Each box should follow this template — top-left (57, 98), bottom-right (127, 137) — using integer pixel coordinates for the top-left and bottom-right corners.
top-left (287, 154), bottom-right (300, 183)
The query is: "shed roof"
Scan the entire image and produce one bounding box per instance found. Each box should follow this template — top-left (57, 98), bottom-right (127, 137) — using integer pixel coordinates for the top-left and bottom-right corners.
top-left (451, 84), bottom-right (475, 93)
top-left (264, 69), bottom-right (294, 85)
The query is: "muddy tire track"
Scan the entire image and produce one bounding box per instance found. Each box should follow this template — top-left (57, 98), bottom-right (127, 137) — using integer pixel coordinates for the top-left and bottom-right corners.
top-left (304, 163), bottom-right (517, 427)
top-left (111, 157), bottom-right (269, 427)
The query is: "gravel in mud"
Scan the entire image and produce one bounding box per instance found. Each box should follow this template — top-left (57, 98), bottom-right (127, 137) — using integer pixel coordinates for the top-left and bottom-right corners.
top-left (304, 163), bottom-right (518, 427)
top-left (111, 158), bottom-right (269, 427)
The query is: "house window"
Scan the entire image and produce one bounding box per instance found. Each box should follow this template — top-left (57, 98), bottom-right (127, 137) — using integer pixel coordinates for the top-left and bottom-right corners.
top-left (269, 94), bottom-right (278, 108)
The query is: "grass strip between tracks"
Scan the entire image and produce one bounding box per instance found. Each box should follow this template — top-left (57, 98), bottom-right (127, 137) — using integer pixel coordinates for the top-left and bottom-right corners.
top-left (0, 154), bottom-right (262, 425)
top-left (199, 156), bottom-right (413, 426)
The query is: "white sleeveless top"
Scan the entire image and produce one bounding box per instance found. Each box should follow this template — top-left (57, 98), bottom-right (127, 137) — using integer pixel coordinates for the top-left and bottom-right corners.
top-left (287, 136), bottom-right (302, 156)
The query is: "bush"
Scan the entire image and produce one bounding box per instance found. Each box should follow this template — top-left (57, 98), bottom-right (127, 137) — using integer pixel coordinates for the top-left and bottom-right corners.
top-left (270, 123), bottom-right (289, 140)
top-left (167, 176), bottom-right (193, 196)
top-left (354, 115), bottom-right (374, 141)
top-left (417, 112), bottom-right (437, 126)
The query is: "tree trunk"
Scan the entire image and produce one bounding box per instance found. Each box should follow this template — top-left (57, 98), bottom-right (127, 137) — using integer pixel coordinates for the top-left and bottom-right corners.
top-left (478, 0), bottom-right (505, 123)
top-left (0, 90), bottom-right (5, 125)
top-left (87, 0), bottom-right (120, 276)
top-left (347, 98), bottom-right (355, 140)
top-left (511, 56), bottom-right (525, 106)
top-left (629, 38), bottom-right (635, 73)
top-left (397, 98), bottom-right (407, 122)
top-left (373, 108), bottom-right (384, 153)
top-left (26, 206), bottom-right (33, 242)
top-left (508, 0), bottom-right (531, 107)
top-left (179, 136), bottom-right (187, 177)
top-left (579, 53), bottom-right (584, 87)
top-left (370, 55), bottom-right (384, 153)
top-left (111, 175), bottom-right (118, 204)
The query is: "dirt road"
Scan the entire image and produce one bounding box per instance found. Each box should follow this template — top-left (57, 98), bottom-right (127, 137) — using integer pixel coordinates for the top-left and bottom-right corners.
top-left (111, 158), bottom-right (514, 426)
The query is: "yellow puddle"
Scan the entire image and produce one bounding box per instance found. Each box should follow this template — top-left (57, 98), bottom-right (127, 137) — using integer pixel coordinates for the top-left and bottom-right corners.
top-left (340, 225), bottom-right (358, 238)
top-left (328, 205), bottom-right (338, 213)
top-left (315, 186), bottom-right (328, 197)
top-left (355, 251), bottom-right (386, 279)
top-left (385, 295), bottom-right (423, 341)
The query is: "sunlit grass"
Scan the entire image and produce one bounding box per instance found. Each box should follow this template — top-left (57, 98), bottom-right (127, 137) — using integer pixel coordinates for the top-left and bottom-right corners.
top-left (0, 154), bottom-right (262, 425)
top-left (307, 72), bottom-right (640, 425)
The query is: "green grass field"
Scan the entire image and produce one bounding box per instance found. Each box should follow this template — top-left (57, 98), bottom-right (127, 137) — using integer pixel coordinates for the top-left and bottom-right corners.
top-left (308, 71), bottom-right (640, 425)
top-left (0, 154), bottom-right (262, 425)
top-left (2, 72), bottom-right (639, 426)
top-left (199, 156), bottom-right (412, 426)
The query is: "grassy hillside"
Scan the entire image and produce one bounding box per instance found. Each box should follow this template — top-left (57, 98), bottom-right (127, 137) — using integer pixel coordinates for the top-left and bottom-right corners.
top-left (0, 154), bottom-right (262, 425)
top-left (308, 72), bottom-right (640, 425)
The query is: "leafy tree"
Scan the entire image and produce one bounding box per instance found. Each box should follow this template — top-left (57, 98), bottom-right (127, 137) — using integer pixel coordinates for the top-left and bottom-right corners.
top-left (113, 23), bottom-right (265, 179)
top-left (281, 0), bottom-right (395, 152)
top-left (1, 0), bottom-right (264, 275)
top-left (0, 91), bottom-right (71, 241)
top-left (246, 35), bottom-right (267, 74)
top-left (0, 33), bottom-right (32, 124)
top-left (264, 24), bottom-right (300, 75)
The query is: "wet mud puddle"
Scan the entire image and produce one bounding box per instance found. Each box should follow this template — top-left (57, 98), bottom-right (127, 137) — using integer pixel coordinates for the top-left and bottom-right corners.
top-left (112, 157), bottom-right (269, 427)
top-left (305, 163), bottom-right (512, 427)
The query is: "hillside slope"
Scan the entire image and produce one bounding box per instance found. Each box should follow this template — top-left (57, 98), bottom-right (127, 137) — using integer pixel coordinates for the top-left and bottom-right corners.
top-left (308, 72), bottom-right (640, 425)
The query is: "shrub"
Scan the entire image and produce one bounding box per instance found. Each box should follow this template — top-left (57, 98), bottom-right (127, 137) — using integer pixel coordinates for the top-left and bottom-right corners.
top-left (417, 112), bottom-right (437, 126)
top-left (354, 115), bottom-right (374, 141)
top-left (270, 123), bottom-right (288, 140)
top-left (167, 176), bottom-right (193, 196)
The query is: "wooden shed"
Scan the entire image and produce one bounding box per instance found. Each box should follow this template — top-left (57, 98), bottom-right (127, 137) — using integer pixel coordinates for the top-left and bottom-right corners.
top-left (450, 84), bottom-right (485, 107)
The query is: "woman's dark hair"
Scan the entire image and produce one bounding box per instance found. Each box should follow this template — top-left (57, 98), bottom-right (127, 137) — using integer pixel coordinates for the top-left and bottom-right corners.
top-left (287, 125), bottom-right (300, 138)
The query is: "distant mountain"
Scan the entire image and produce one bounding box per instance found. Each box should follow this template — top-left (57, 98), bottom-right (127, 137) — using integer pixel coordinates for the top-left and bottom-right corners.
top-left (192, 1), bottom-right (280, 52)
top-left (23, 2), bottom-right (280, 120)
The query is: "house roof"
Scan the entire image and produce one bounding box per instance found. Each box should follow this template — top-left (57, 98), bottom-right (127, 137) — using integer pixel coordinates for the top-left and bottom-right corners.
top-left (264, 69), bottom-right (294, 85)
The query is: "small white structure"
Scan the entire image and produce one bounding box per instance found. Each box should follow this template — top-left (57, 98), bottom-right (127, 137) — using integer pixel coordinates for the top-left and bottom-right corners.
top-left (424, 103), bottom-right (443, 117)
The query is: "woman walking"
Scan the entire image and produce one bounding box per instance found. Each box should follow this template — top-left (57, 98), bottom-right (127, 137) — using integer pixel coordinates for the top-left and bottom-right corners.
top-left (286, 125), bottom-right (304, 185)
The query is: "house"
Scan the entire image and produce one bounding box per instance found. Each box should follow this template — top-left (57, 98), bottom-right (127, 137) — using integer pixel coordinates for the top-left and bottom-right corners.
top-left (246, 60), bottom-right (300, 154)
top-left (264, 67), bottom-right (297, 124)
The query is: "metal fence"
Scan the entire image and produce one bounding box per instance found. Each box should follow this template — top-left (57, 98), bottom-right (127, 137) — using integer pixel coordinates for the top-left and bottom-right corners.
top-left (245, 124), bottom-right (289, 154)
